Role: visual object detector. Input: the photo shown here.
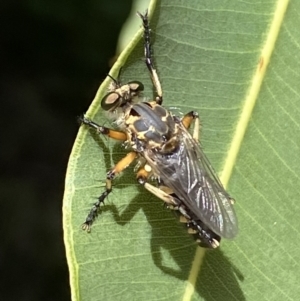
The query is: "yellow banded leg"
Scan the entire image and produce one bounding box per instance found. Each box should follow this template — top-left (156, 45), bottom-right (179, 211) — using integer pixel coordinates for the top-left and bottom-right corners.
top-left (137, 11), bottom-right (163, 105)
top-left (181, 111), bottom-right (200, 143)
top-left (157, 184), bottom-right (193, 221)
top-left (143, 182), bottom-right (179, 207)
top-left (82, 151), bottom-right (137, 231)
top-left (79, 115), bottom-right (127, 141)
top-left (135, 164), bottom-right (175, 206)
top-left (155, 184), bottom-right (180, 211)
top-left (192, 114), bottom-right (200, 143)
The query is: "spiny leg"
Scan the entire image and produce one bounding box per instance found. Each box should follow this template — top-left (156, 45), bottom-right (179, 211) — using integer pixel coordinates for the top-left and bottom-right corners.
top-left (137, 11), bottom-right (163, 105)
top-left (82, 151), bottom-right (137, 231)
top-left (181, 111), bottom-right (200, 142)
top-left (79, 115), bottom-right (127, 141)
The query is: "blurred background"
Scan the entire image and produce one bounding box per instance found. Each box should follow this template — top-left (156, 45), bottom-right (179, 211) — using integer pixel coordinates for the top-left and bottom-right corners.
top-left (0, 0), bottom-right (149, 300)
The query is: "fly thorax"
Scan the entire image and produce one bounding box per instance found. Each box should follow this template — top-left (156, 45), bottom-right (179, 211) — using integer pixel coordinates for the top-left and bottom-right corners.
top-left (125, 102), bottom-right (177, 149)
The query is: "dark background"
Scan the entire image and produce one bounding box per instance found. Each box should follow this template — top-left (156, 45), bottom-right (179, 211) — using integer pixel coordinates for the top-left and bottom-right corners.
top-left (0, 1), bottom-right (133, 300)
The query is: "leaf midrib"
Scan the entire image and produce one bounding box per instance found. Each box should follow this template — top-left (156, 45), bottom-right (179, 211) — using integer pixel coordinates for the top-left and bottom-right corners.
top-left (182, 1), bottom-right (290, 300)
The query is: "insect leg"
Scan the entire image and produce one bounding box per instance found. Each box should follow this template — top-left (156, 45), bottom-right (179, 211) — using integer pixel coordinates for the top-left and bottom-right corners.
top-left (79, 115), bottom-right (127, 141)
top-left (145, 183), bottom-right (180, 206)
top-left (82, 151), bottom-right (137, 231)
top-left (136, 164), bottom-right (151, 181)
top-left (181, 111), bottom-right (200, 142)
top-left (138, 176), bottom-right (220, 248)
top-left (137, 11), bottom-right (163, 105)
top-left (136, 165), bottom-right (177, 206)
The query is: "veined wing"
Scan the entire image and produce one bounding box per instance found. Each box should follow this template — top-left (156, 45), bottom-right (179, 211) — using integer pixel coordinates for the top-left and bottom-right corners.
top-left (144, 123), bottom-right (238, 239)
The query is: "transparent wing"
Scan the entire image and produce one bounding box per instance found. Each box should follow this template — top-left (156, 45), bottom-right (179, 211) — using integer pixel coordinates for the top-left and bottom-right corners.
top-left (144, 124), bottom-right (238, 239)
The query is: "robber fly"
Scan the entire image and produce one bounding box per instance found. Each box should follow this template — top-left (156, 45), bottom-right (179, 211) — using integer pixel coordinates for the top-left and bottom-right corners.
top-left (79, 11), bottom-right (238, 248)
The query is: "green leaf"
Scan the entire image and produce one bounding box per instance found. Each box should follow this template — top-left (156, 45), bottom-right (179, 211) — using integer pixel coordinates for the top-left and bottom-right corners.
top-left (63, 0), bottom-right (300, 300)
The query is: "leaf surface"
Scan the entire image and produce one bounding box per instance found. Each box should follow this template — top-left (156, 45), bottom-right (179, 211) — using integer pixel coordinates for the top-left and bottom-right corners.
top-left (63, 1), bottom-right (300, 300)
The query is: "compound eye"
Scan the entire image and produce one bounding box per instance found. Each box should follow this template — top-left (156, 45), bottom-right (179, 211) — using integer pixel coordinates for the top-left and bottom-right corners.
top-left (101, 92), bottom-right (121, 111)
top-left (128, 81), bottom-right (144, 93)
